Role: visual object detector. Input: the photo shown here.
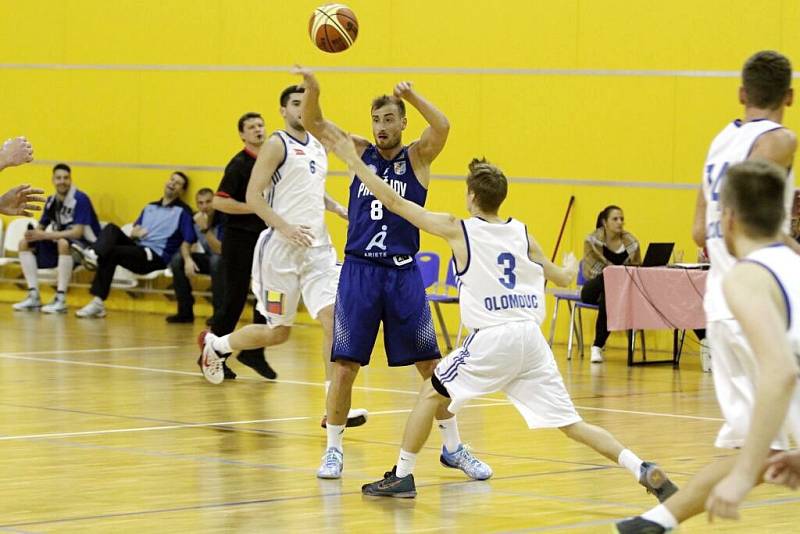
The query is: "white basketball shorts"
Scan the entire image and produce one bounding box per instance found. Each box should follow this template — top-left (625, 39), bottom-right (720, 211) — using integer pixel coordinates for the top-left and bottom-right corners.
top-left (251, 228), bottom-right (339, 327)
top-left (434, 321), bottom-right (582, 429)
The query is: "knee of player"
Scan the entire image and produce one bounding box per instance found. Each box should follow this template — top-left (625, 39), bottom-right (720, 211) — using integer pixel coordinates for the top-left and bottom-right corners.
top-left (272, 325), bottom-right (291, 344)
top-left (56, 239), bottom-right (70, 254)
top-left (18, 238), bottom-right (29, 251)
top-left (331, 359), bottom-right (360, 383)
top-left (415, 359), bottom-right (439, 379)
top-left (558, 422), bottom-right (581, 439)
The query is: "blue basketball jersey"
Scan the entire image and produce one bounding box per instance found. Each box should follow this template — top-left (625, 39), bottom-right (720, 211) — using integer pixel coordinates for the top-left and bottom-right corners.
top-left (344, 145), bottom-right (427, 267)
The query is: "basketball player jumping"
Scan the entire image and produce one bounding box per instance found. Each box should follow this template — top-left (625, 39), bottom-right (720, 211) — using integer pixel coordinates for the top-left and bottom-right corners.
top-left (198, 85), bottom-right (367, 427)
top-left (322, 128), bottom-right (678, 500)
top-left (616, 50), bottom-right (800, 533)
top-left (294, 66), bottom-right (492, 481)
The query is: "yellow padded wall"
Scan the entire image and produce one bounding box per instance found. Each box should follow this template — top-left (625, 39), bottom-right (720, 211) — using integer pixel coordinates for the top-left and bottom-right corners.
top-left (0, 1), bottom-right (797, 339)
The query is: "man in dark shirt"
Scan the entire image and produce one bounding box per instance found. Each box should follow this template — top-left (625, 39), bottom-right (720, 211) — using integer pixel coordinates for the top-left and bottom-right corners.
top-left (72, 172), bottom-right (196, 318)
top-left (206, 112), bottom-right (275, 380)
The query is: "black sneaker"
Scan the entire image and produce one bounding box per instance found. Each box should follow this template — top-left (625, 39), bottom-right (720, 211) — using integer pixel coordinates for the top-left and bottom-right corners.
top-left (639, 462), bottom-right (678, 502)
top-left (222, 361), bottom-right (237, 380)
top-left (615, 516), bottom-right (668, 533)
top-left (166, 314), bottom-right (194, 323)
top-left (237, 350), bottom-right (277, 380)
top-left (362, 466), bottom-right (416, 498)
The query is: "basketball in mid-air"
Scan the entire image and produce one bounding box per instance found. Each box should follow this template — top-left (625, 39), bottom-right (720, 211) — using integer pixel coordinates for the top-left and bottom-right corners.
top-left (308, 4), bottom-right (358, 53)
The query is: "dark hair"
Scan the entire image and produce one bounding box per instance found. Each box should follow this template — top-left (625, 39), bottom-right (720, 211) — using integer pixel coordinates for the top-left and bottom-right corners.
top-left (238, 112), bottom-right (263, 133)
top-left (595, 205), bottom-right (622, 229)
top-left (172, 171), bottom-right (189, 190)
top-left (466, 158), bottom-right (507, 213)
top-left (280, 85), bottom-right (305, 107)
top-left (742, 51), bottom-right (793, 109)
top-left (52, 163), bottom-right (71, 175)
top-left (721, 160), bottom-right (786, 237)
top-left (196, 187), bottom-right (214, 197)
top-left (371, 95), bottom-right (406, 118)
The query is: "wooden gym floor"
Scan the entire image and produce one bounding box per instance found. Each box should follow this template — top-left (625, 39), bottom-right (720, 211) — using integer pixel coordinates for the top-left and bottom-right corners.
top-left (0, 307), bottom-right (797, 533)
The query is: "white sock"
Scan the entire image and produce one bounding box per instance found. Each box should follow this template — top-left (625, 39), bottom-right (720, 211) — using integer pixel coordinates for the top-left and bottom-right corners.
top-left (396, 449), bottom-right (417, 477)
top-left (326, 423), bottom-right (345, 452)
top-left (92, 296), bottom-right (105, 307)
top-left (19, 251), bottom-right (38, 289)
top-left (56, 254), bottom-right (73, 293)
top-left (641, 504), bottom-right (678, 529)
top-left (618, 449), bottom-right (644, 481)
top-left (211, 334), bottom-right (232, 355)
top-left (437, 416), bottom-right (461, 453)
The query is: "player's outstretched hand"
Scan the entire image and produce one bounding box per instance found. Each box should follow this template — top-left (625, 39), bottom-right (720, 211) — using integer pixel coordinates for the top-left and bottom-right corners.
top-left (393, 81), bottom-right (414, 100)
top-left (279, 224), bottom-right (314, 247)
top-left (292, 65), bottom-right (319, 90)
top-left (765, 450), bottom-right (800, 489)
top-left (0, 137), bottom-right (34, 169)
top-left (0, 184), bottom-right (45, 216)
top-left (320, 129), bottom-right (359, 165)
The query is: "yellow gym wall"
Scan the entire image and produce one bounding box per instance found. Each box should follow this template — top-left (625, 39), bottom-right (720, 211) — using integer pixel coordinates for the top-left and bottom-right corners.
top-left (0, 1), bottom-right (797, 350)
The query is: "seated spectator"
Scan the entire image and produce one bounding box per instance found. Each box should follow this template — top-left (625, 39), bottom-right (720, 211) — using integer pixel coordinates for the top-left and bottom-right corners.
top-left (167, 187), bottom-right (223, 323)
top-left (72, 172), bottom-right (196, 318)
top-left (13, 163), bottom-right (101, 313)
top-left (580, 205), bottom-right (641, 363)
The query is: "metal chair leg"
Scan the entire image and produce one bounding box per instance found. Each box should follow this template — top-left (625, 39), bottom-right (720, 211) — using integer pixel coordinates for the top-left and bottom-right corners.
top-left (566, 301), bottom-right (576, 360)
top-left (639, 330), bottom-right (647, 360)
top-left (576, 306), bottom-right (585, 359)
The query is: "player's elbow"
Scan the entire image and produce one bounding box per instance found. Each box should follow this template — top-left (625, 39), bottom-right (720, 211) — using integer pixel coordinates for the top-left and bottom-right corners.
top-left (691, 226), bottom-right (705, 249)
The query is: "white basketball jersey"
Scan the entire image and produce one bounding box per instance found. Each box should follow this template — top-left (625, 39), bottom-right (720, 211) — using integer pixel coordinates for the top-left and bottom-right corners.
top-left (743, 244), bottom-right (800, 356)
top-left (268, 130), bottom-right (331, 247)
top-left (702, 119), bottom-right (795, 321)
top-left (457, 217), bottom-right (546, 330)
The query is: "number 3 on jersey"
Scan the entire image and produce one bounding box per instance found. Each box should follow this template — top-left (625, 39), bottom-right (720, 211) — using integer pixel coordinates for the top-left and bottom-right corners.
top-left (370, 199), bottom-right (383, 220)
top-left (497, 252), bottom-right (516, 289)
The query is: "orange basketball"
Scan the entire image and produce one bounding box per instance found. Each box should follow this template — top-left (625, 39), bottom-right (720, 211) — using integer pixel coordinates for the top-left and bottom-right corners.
top-left (308, 4), bottom-right (359, 53)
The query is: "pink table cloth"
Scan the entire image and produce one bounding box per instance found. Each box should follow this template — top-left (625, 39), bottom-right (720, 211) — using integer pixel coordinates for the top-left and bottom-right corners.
top-left (603, 266), bottom-right (707, 331)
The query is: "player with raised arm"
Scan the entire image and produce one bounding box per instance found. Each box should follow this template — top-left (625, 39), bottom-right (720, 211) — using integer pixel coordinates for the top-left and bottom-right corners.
top-left (198, 85), bottom-right (367, 427)
top-left (323, 129), bottom-right (678, 501)
top-left (295, 66), bottom-right (492, 481)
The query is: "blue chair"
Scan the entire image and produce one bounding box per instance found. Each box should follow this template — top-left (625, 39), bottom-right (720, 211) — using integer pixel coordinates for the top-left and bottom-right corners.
top-left (548, 261), bottom-right (598, 360)
top-left (416, 252), bottom-right (461, 351)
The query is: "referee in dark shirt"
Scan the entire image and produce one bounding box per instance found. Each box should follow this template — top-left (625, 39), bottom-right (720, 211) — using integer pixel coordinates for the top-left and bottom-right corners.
top-left (208, 112), bottom-right (276, 380)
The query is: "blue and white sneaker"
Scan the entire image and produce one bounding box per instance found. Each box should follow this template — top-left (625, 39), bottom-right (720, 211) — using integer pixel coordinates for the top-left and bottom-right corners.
top-left (440, 444), bottom-right (493, 480)
top-left (317, 447), bottom-right (343, 479)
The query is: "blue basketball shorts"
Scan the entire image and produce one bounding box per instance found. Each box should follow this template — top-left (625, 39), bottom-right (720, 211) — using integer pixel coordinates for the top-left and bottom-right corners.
top-left (332, 256), bottom-right (441, 366)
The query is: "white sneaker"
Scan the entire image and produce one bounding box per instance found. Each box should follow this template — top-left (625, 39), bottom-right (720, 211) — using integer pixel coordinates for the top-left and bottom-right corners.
top-left (197, 330), bottom-right (225, 385)
top-left (70, 243), bottom-right (98, 271)
top-left (76, 299), bottom-right (106, 318)
top-left (12, 290), bottom-right (41, 311)
top-left (41, 295), bottom-right (68, 314)
top-left (590, 346), bottom-right (604, 363)
top-left (317, 447), bottom-right (344, 479)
